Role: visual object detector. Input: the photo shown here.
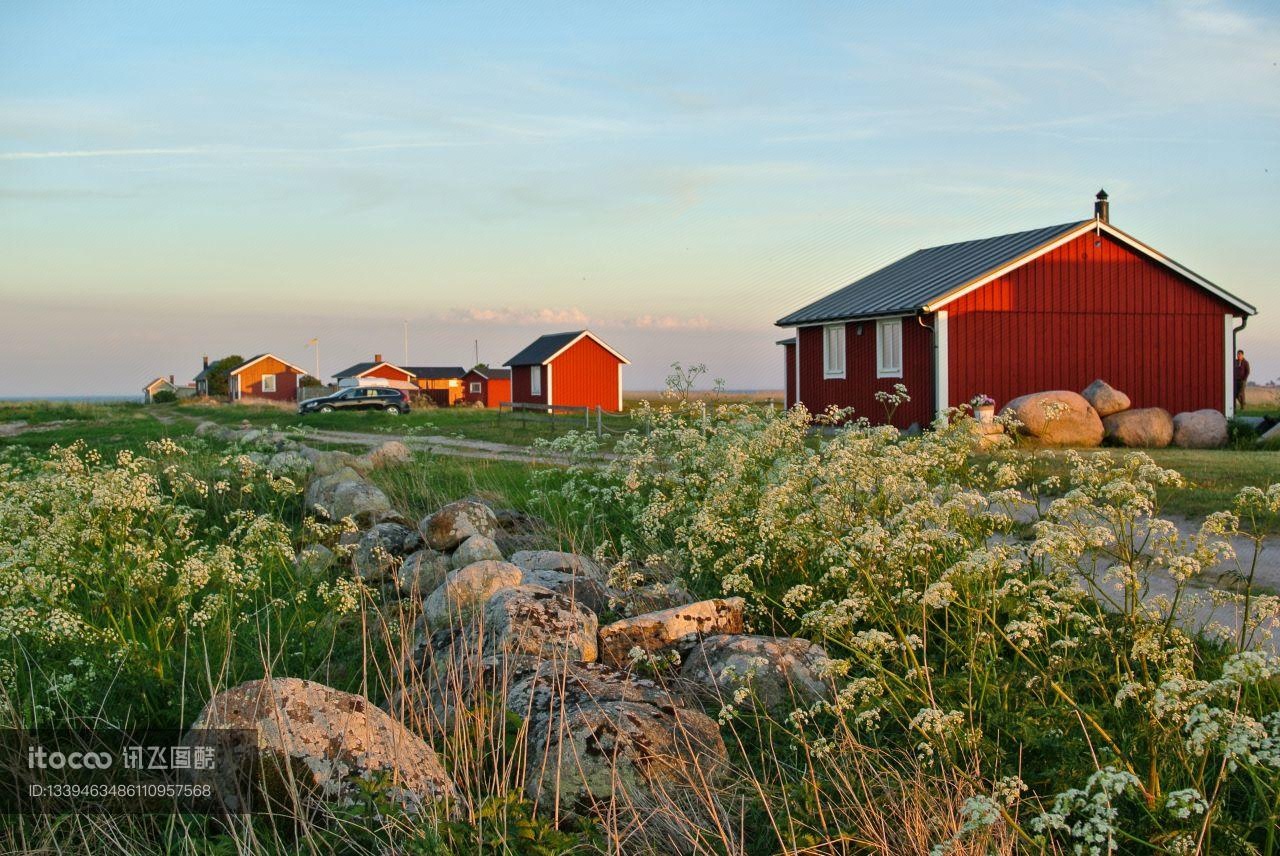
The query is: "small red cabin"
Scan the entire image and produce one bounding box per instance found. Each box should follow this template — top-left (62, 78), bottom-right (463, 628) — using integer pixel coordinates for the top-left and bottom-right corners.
top-left (229, 354), bottom-right (307, 403)
top-left (462, 367), bottom-right (512, 408)
top-left (505, 330), bottom-right (629, 412)
top-left (776, 191), bottom-right (1256, 426)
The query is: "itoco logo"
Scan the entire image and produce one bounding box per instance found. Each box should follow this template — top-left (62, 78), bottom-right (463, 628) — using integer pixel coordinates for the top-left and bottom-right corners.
top-left (27, 746), bottom-right (113, 770)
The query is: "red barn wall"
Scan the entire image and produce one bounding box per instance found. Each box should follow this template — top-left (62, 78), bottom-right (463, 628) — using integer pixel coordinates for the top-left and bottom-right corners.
top-left (235, 357), bottom-right (299, 402)
top-left (783, 342), bottom-right (796, 409)
top-left (549, 337), bottom-right (622, 411)
top-left (462, 371), bottom-right (486, 405)
top-left (510, 365), bottom-right (548, 406)
top-left (486, 378), bottom-right (511, 408)
top-left (363, 364), bottom-right (414, 382)
top-left (796, 319), bottom-right (934, 427)
top-left (945, 231), bottom-right (1236, 414)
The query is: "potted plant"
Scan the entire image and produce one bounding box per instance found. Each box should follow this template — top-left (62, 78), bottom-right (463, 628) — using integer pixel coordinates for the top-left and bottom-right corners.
top-left (972, 394), bottom-right (996, 423)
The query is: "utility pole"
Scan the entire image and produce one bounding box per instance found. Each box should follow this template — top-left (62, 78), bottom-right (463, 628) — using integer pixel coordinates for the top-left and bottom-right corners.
top-left (474, 339), bottom-right (479, 367)
top-left (306, 337), bottom-right (320, 382)
top-left (403, 319), bottom-right (409, 365)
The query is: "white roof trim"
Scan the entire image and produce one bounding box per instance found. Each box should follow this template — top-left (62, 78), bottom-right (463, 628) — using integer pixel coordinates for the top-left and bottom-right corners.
top-left (923, 220), bottom-right (1255, 316)
top-left (351, 361), bottom-right (415, 379)
top-left (230, 354), bottom-right (309, 376)
top-left (541, 330), bottom-right (631, 365)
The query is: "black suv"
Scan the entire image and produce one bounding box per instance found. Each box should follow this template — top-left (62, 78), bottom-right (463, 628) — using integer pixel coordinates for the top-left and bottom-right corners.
top-left (299, 387), bottom-right (411, 415)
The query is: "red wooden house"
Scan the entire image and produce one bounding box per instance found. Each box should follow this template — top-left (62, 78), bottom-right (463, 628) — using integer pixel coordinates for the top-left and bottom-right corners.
top-left (505, 330), bottom-right (629, 412)
top-left (229, 354), bottom-right (307, 403)
top-left (462, 367), bottom-right (512, 408)
top-left (776, 191), bottom-right (1256, 426)
top-left (333, 355), bottom-right (418, 389)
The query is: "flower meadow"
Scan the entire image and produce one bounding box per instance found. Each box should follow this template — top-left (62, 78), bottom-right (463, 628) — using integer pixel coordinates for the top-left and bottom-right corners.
top-left (0, 403), bottom-right (1276, 854)
top-left (539, 401), bottom-right (1280, 854)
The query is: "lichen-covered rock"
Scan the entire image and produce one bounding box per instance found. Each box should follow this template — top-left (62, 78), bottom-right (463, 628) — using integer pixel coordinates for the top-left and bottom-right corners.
top-left (492, 508), bottom-right (546, 554)
top-left (267, 450), bottom-right (312, 475)
top-left (1001, 390), bottom-right (1104, 447)
top-left (295, 544), bottom-right (336, 578)
top-left (678, 635), bottom-right (832, 711)
top-left (598, 597), bottom-right (746, 668)
top-left (1103, 407), bottom-right (1174, 448)
top-left (398, 548), bottom-right (454, 598)
top-left (311, 450), bottom-right (365, 477)
top-left (304, 467), bottom-right (364, 513)
top-left (1173, 409), bottom-right (1229, 449)
top-left (419, 500), bottom-right (499, 551)
top-left (509, 550), bottom-right (605, 583)
top-left (421, 560), bottom-right (522, 628)
top-left (188, 678), bottom-right (457, 815)
top-left (519, 568), bottom-right (612, 615)
top-left (1082, 379), bottom-right (1131, 417)
top-left (352, 522), bottom-right (422, 582)
top-left (194, 420), bottom-right (227, 439)
top-left (480, 585), bottom-right (598, 662)
top-left (450, 534), bottom-right (504, 570)
top-left (362, 440), bottom-right (413, 469)
top-left (613, 580), bottom-right (696, 616)
top-left (329, 480), bottom-right (393, 526)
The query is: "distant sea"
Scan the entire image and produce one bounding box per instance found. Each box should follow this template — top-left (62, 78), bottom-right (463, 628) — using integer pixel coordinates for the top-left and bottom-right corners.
top-left (0, 395), bottom-right (140, 404)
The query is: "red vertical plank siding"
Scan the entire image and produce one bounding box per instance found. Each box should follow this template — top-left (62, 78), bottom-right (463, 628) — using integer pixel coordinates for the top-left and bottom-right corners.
top-left (235, 357), bottom-right (300, 402)
top-left (486, 378), bottom-right (511, 408)
top-left (945, 231), bottom-right (1233, 414)
top-left (548, 337), bottom-right (622, 411)
top-left (783, 342), bottom-right (796, 409)
top-left (796, 319), bottom-right (934, 427)
top-left (510, 365), bottom-right (547, 406)
top-left (362, 364), bottom-right (414, 382)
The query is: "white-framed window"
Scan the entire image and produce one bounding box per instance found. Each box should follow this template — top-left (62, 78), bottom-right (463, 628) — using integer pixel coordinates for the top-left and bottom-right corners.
top-left (876, 318), bottom-right (903, 378)
top-left (823, 324), bottom-right (845, 378)
top-left (470, 381), bottom-right (482, 394)
top-left (261, 373), bottom-right (277, 393)
top-left (530, 365), bottom-right (542, 396)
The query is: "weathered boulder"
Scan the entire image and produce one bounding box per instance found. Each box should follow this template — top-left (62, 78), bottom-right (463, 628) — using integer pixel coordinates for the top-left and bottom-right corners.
top-left (519, 568), bottom-right (612, 616)
top-left (492, 508), bottom-right (546, 554)
top-left (1082, 380), bottom-right (1131, 417)
top-left (304, 467), bottom-right (364, 514)
top-left (678, 635), bottom-right (832, 711)
top-left (187, 678), bottom-right (457, 814)
top-left (1173, 409), bottom-right (1229, 449)
top-left (311, 450), bottom-right (365, 477)
top-left (419, 500), bottom-right (499, 552)
top-left (352, 522), bottom-right (422, 582)
top-left (598, 597), bottom-right (746, 668)
top-left (450, 534), bottom-right (504, 570)
top-left (1260, 421), bottom-right (1280, 445)
top-left (267, 449), bottom-right (312, 475)
top-left (613, 580), bottom-right (696, 616)
top-left (329, 480), bottom-right (393, 527)
top-left (295, 544), bottom-right (336, 578)
top-left (509, 550), bottom-right (605, 583)
top-left (1102, 407), bottom-right (1174, 448)
top-left (194, 420), bottom-right (225, 439)
top-left (479, 585), bottom-right (598, 662)
top-left (1001, 391), bottom-right (1104, 447)
top-left (398, 548), bottom-right (454, 598)
top-left (362, 440), bottom-right (413, 469)
top-left (421, 560), bottom-right (523, 628)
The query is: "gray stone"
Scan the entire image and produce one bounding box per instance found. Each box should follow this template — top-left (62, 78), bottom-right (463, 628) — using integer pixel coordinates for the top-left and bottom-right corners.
top-left (1001, 390), bottom-right (1104, 447)
top-left (311, 450), bottom-right (366, 477)
top-left (421, 560), bottom-right (523, 628)
top-left (419, 500), bottom-right (499, 551)
top-left (1103, 407), bottom-right (1174, 448)
top-left (362, 440), bottom-right (413, 469)
top-left (1082, 379), bottom-right (1131, 417)
top-left (352, 522), bottom-right (422, 582)
top-left (678, 634), bottom-right (832, 711)
top-left (598, 597), bottom-right (746, 668)
top-left (295, 544), bottom-right (336, 578)
top-left (450, 534), bottom-right (504, 570)
top-left (188, 678), bottom-right (457, 815)
top-left (1173, 409), bottom-right (1229, 449)
top-left (304, 467), bottom-right (364, 514)
top-left (519, 568), bottom-right (612, 615)
top-left (479, 585), bottom-right (598, 662)
top-left (509, 549), bottom-right (605, 583)
top-left (329, 480), bottom-right (393, 527)
top-left (398, 549), bottom-right (454, 598)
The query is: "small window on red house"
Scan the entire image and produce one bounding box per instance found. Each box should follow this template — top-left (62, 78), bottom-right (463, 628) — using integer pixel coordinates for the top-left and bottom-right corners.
top-left (261, 374), bottom-right (276, 393)
top-left (876, 319), bottom-right (903, 378)
top-left (530, 365), bottom-right (542, 396)
top-left (470, 381), bottom-right (482, 394)
top-left (823, 324), bottom-right (845, 379)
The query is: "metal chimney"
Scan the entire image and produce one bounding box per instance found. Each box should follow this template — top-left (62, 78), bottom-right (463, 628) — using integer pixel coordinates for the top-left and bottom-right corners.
top-left (1094, 188), bottom-right (1109, 223)
top-left (202, 355), bottom-right (209, 368)
top-left (374, 353), bottom-right (383, 363)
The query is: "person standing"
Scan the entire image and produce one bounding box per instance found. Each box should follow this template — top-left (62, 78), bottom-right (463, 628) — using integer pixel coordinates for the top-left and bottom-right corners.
top-left (1234, 349), bottom-right (1251, 410)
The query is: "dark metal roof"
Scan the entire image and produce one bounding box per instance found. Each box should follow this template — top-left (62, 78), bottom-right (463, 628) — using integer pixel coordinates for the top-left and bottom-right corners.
top-left (505, 331), bottom-right (585, 366)
top-left (333, 361), bottom-right (381, 379)
top-left (775, 337), bottom-right (796, 346)
top-left (467, 367), bottom-right (511, 380)
top-left (403, 366), bottom-right (466, 380)
top-left (776, 221), bottom-right (1089, 326)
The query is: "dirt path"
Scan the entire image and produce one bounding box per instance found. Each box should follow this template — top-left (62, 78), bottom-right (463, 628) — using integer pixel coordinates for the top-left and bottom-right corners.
top-left (292, 427), bottom-right (608, 466)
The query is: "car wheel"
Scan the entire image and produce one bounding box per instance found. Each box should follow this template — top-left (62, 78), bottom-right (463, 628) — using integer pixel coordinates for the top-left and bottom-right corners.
top-left (384, 405), bottom-right (400, 415)
top-left (319, 405), bottom-right (335, 413)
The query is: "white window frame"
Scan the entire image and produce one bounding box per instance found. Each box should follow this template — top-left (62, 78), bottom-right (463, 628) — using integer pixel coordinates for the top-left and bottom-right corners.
top-left (470, 381), bottom-right (483, 394)
top-left (261, 373), bottom-right (277, 393)
top-left (822, 324), bottom-right (846, 379)
top-left (876, 318), bottom-right (903, 379)
top-left (530, 365), bottom-right (542, 397)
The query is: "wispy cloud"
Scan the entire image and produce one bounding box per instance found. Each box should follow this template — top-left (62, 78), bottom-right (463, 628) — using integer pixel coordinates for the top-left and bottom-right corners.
top-left (437, 306), bottom-right (712, 331)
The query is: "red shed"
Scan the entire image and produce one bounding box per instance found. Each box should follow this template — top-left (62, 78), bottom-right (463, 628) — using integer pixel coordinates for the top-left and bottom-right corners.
top-left (505, 330), bottom-right (629, 412)
top-left (229, 354), bottom-right (307, 403)
top-left (462, 367), bottom-right (512, 408)
top-left (776, 191), bottom-right (1256, 426)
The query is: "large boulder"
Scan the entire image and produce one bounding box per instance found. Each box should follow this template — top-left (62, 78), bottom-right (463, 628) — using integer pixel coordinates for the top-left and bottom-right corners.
top-left (1001, 391), bottom-right (1104, 447)
top-left (398, 548), bottom-right (454, 598)
top-left (328, 480), bottom-right (393, 527)
top-left (295, 544), bottom-right (336, 579)
top-left (1082, 380), bottom-right (1131, 417)
top-left (362, 440), bottom-right (413, 469)
top-left (304, 467), bottom-right (365, 514)
top-left (509, 550), bottom-right (606, 583)
top-left (598, 597), bottom-right (746, 668)
top-left (421, 560), bottom-right (523, 628)
top-left (450, 534), bottom-right (504, 570)
top-left (187, 678), bottom-right (457, 815)
top-left (1102, 407), bottom-right (1174, 448)
top-left (1173, 409), bottom-right (1229, 449)
top-left (478, 585), bottom-right (598, 662)
top-left (678, 635), bottom-right (832, 712)
top-left (518, 568), bottom-right (612, 615)
top-left (311, 450), bottom-right (365, 477)
top-left (352, 522), bottom-right (422, 582)
top-left (419, 500), bottom-right (499, 552)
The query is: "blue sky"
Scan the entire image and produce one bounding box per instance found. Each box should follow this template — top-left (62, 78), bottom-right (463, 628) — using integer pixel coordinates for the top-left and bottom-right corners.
top-left (1, 0), bottom-right (1277, 395)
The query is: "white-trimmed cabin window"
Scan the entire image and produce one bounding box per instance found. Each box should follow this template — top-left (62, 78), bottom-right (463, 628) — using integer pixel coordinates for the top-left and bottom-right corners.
top-left (823, 324), bottom-right (846, 379)
top-left (876, 319), bottom-right (903, 378)
top-left (470, 381), bottom-right (482, 394)
top-left (530, 365), bottom-right (542, 396)
top-left (261, 373), bottom-right (277, 393)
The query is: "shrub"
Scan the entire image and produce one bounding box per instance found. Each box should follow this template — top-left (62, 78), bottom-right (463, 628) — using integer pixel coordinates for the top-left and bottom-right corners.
top-left (150, 389), bottom-right (177, 403)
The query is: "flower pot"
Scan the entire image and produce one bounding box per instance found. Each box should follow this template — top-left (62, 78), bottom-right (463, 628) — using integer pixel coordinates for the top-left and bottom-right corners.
top-left (976, 405), bottom-right (995, 423)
